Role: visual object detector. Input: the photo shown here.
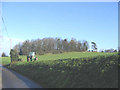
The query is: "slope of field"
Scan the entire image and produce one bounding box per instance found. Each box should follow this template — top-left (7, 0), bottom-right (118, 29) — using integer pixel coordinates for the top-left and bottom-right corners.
top-left (2, 52), bottom-right (118, 88)
top-left (1, 57), bottom-right (11, 65)
top-left (19, 52), bottom-right (117, 62)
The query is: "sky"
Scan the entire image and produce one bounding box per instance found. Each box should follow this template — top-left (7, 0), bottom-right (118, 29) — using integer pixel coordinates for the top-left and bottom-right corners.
top-left (1, 2), bottom-right (118, 56)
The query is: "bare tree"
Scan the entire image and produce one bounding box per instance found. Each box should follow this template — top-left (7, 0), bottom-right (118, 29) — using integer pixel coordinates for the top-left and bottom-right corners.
top-left (14, 37), bottom-right (91, 55)
top-left (77, 41), bottom-right (82, 51)
top-left (69, 38), bottom-right (77, 51)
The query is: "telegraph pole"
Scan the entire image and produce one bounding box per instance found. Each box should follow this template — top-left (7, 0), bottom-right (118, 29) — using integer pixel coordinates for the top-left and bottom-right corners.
top-left (0, 23), bottom-right (2, 51)
top-left (10, 38), bottom-right (12, 49)
top-left (0, 2), bottom-right (12, 54)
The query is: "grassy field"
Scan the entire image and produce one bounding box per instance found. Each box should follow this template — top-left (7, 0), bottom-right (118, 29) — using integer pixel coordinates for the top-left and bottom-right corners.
top-left (19, 51), bottom-right (117, 61)
top-left (0, 57), bottom-right (11, 65)
top-left (1, 52), bottom-right (118, 88)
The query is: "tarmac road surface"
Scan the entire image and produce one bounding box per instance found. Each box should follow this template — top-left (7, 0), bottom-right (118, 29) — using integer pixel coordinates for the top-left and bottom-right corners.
top-left (1, 65), bottom-right (42, 88)
top-left (0, 64), bottom-right (2, 89)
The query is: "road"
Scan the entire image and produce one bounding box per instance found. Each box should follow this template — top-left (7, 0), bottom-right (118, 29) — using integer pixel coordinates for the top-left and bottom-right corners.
top-left (0, 65), bottom-right (2, 89)
top-left (1, 65), bottom-right (42, 88)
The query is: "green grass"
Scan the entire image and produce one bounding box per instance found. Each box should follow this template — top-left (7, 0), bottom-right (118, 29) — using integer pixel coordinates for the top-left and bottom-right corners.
top-left (20, 52), bottom-right (117, 62)
top-left (1, 52), bottom-right (118, 88)
top-left (0, 57), bottom-right (11, 65)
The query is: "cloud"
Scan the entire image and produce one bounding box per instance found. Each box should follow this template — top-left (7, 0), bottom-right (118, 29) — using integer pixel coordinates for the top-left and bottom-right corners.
top-left (0, 37), bottom-right (25, 56)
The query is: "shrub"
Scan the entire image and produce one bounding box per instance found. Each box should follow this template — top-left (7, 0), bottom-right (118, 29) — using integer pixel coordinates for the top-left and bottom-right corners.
top-left (10, 49), bottom-right (19, 62)
top-left (1, 52), bottom-right (6, 57)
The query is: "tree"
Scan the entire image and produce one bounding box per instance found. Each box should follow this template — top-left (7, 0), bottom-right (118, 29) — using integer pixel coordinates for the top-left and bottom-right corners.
top-left (47, 38), bottom-right (55, 53)
top-left (69, 38), bottom-right (77, 51)
top-left (36, 39), bottom-right (43, 55)
top-left (1, 52), bottom-right (6, 57)
top-left (77, 41), bottom-right (82, 51)
top-left (13, 44), bottom-right (19, 54)
top-left (42, 38), bottom-right (48, 53)
top-left (82, 41), bottom-right (89, 51)
top-left (114, 49), bottom-right (117, 52)
top-left (31, 42), bottom-right (36, 52)
top-left (91, 42), bottom-right (97, 52)
top-left (62, 39), bottom-right (69, 52)
top-left (57, 38), bottom-right (62, 51)
top-left (21, 40), bottom-right (30, 55)
top-left (13, 37), bottom-right (90, 55)
top-left (10, 49), bottom-right (19, 62)
top-left (19, 48), bottom-right (23, 55)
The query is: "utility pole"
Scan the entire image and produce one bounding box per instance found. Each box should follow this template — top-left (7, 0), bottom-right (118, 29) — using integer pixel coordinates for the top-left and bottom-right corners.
top-left (10, 38), bottom-right (12, 49)
top-left (0, 28), bottom-right (2, 51)
top-left (0, 21), bottom-right (2, 51)
top-left (0, 2), bottom-right (11, 54)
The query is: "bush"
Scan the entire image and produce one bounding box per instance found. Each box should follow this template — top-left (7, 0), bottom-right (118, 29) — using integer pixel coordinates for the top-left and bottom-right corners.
top-left (114, 50), bottom-right (117, 52)
top-left (1, 52), bottom-right (6, 57)
top-left (10, 49), bottom-right (19, 62)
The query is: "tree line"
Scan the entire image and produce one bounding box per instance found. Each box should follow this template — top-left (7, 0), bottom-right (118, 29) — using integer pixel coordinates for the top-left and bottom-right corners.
top-left (13, 37), bottom-right (90, 55)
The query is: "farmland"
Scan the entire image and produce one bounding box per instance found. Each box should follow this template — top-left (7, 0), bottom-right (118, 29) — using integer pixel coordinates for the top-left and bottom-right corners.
top-left (0, 57), bottom-right (10, 65)
top-left (1, 52), bottom-right (118, 88)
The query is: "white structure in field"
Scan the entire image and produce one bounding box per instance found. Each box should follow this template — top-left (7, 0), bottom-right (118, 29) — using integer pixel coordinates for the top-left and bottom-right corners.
top-left (29, 52), bottom-right (35, 56)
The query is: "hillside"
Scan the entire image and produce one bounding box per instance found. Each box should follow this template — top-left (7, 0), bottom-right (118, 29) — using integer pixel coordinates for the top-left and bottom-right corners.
top-left (2, 52), bottom-right (118, 88)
